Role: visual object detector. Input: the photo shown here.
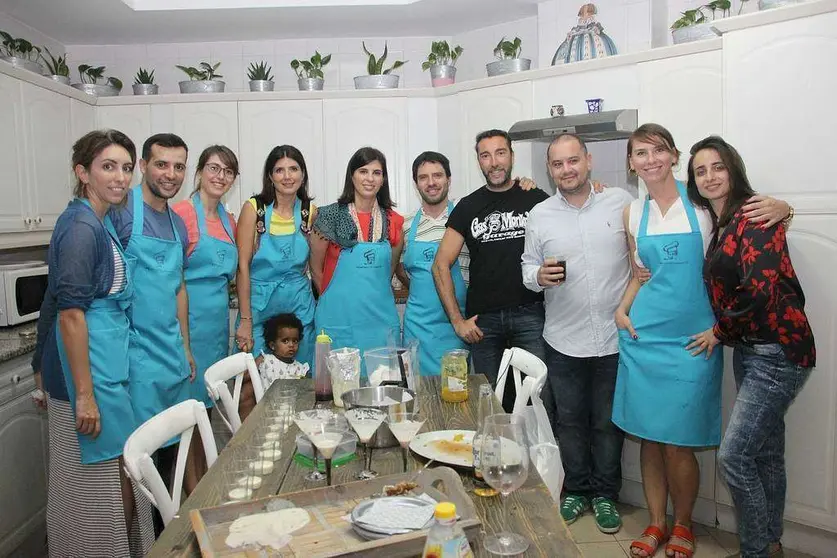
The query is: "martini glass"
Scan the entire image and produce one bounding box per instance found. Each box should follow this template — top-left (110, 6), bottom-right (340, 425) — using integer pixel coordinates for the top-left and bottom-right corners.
top-left (307, 422), bottom-right (345, 486)
top-left (293, 409), bottom-right (334, 481)
top-left (386, 411), bottom-right (425, 472)
top-left (345, 408), bottom-right (386, 479)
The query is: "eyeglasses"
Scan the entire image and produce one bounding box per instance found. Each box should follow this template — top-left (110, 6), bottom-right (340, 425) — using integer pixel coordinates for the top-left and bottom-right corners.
top-left (205, 163), bottom-right (236, 180)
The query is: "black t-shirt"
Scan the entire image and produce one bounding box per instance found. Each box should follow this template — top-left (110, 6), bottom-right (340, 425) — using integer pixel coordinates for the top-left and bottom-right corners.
top-left (447, 184), bottom-right (549, 315)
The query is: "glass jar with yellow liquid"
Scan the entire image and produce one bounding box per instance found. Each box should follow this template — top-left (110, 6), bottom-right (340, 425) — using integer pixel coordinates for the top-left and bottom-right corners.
top-left (441, 349), bottom-right (469, 403)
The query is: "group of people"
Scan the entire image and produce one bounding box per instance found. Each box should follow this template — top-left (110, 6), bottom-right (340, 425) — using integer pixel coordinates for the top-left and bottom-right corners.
top-left (30, 120), bottom-right (813, 558)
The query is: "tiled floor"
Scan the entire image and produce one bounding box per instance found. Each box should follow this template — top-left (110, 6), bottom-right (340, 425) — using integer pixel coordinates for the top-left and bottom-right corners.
top-left (568, 503), bottom-right (815, 558)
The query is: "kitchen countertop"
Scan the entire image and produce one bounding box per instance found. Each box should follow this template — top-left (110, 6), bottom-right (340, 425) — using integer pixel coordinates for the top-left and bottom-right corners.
top-left (0, 322), bottom-right (38, 364)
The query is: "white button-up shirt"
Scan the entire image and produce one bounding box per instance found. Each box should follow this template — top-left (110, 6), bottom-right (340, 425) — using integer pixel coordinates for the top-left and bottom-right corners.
top-left (522, 187), bottom-right (635, 358)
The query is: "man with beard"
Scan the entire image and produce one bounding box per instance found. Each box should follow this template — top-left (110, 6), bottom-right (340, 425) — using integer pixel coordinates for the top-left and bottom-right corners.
top-left (433, 130), bottom-right (549, 397)
top-left (110, 133), bottom-right (194, 533)
top-left (521, 133), bottom-right (634, 533)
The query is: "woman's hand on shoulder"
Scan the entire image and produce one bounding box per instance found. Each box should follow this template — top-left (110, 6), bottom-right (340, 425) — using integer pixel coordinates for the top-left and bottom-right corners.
top-left (742, 195), bottom-right (791, 227)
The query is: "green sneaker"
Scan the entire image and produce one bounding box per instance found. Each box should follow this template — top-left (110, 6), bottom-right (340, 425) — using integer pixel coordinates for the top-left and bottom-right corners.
top-left (560, 494), bottom-right (590, 524)
top-left (592, 497), bottom-right (622, 533)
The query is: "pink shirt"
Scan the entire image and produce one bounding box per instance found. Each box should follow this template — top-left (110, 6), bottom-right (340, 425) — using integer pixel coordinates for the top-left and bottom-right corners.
top-left (171, 199), bottom-right (238, 257)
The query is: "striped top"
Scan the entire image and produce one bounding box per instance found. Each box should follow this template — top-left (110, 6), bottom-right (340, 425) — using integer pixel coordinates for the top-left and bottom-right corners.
top-left (401, 202), bottom-right (470, 285)
top-left (108, 239), bottom-right (126, 294)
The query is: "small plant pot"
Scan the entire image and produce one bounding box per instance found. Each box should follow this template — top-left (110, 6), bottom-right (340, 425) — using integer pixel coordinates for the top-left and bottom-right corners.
top-left (353, 74), bottom-right (400, 90)
top-left (298, 77), bottom-right (324, 91)
top-left (486, 58), bottom-right (532, 77)
top-left (671, 23), bottom-right (718, 44)
top-left (249, 80), bottom-right (275, 92)
top-left (758, 0), bottom-right (803, 9)
top-left (132, 83), bottom-right (158, 95)
top-left (50, 75), bottom-right (71, 86)
top-left (178, 80), bottom-right (226, 94)
top-left (585, 98), bottom-right (604, 113)
top-left (0, 55), bottom-right (46, 76)
top-left (71, 83), bottom-right (121, 97)
top-left (429, 64), bottom-right (456, 87)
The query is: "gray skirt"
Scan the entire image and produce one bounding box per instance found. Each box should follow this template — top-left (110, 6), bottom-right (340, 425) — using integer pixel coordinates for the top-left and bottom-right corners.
top-left (47, 397), bottom-right (155, 558)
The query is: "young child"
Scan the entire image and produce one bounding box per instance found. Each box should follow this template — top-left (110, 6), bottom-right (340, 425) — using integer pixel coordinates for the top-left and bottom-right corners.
top-left (256, 313), bottom-right (310, 388)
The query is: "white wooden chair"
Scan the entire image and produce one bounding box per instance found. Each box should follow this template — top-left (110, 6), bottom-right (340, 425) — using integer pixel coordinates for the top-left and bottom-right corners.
top-left (123, 399), bottom-right (218, 526)
top-left (204, 352), bottom-right (265, 434)
top-left (494, 347), bottom-right (549, 416)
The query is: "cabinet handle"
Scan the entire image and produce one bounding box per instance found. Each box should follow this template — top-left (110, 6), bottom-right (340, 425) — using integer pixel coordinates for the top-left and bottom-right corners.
top-left (35, 216), bottom-right (42, 225)
top-left (24, 217), bottom-right (32, 227)
top-left (10, 374), bottom-right (21, 384)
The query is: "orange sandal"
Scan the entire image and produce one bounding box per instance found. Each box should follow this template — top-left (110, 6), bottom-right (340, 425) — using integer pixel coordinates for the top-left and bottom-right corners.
top-left (665, 523), bottom-right (696, 558)
top-left (630, 525), bottom-right (669, 557)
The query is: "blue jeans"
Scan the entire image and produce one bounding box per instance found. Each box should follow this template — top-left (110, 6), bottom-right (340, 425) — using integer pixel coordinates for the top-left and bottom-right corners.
top-left (718, 343), bottom-right (812, 558)
top-left (471, 302), bottom-right (546, 413)
top-left (545, 345), bottom-right (623, 500)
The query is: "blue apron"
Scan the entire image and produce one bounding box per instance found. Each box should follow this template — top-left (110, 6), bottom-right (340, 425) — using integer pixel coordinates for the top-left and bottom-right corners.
top-left (612, 182), bottom-right (722, 447)
top-left (314, 234), bottom-right (401, 377)
top-left (241, 199), bottom-right (315, 367)
top-left (184, 194), bottom-right (238, 407)
top-left (56, 201), bottom-right (136, 464)
top-left (124, 186), bottom-right (191, 430)
top-left (402, 203), bottom-right (467, 376)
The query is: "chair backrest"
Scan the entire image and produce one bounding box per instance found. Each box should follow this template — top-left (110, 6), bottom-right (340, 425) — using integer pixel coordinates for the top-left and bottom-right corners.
top-left (494, 347), bottom-right (548, 416)
top-left (123, 399), bottom-right (218, 526)
top-left (204, 352), bottom-right (264, 434)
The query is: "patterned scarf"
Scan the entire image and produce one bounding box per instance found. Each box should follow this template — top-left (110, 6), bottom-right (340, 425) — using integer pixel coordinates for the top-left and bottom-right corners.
top-left (348, 200), bottom-right (384, 243)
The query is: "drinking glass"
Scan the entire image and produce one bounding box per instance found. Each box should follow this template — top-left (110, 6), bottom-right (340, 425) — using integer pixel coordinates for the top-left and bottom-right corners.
top-left (479, 413), bottom-right (530, 555)
top-left (386, 411), bottom-right (425, 472)
top-left (345, 408), bottom-right (386, 479)
top-left (257, 414), bottom-right (284, 462)
top-left (222, 447), bottom-right (261, 503)
top-left (293, 409), bottom-right (334, 481)
top-left (307, 422), bottom-right (345, 486)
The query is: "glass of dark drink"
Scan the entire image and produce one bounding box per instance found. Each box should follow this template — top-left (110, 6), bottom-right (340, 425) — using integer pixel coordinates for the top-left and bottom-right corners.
top-left (545, 256), bottom-right (567, 282)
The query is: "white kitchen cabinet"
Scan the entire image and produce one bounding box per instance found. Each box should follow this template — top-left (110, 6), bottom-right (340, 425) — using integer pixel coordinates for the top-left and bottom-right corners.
top-left (0, 74), bottom-right (28, 234)
top-left (149, 102), bottom-right (240, 207)
top-left (96, 104), bottom-right (152, 187)
top-left (719, 12), bottom-right (837, 534)
top-left (456, 82), bottom-right (534, 194)
top-left (322, 98), bottom-right (410, 209)
top-left (403, 97), bottom-right (439, 216)
top-left (237, 100), bottom-right (324, 217)
top-left (436, 94), bottom-right (465, 200)
top-left (532, 66), bottom-right (640, 120)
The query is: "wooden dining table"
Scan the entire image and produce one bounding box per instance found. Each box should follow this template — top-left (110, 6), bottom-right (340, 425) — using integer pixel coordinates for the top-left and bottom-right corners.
top-left (148, 375), bottom-right (581, 557)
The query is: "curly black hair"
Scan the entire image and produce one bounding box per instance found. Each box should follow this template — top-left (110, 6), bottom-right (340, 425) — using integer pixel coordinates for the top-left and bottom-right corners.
top-left (263, 313), bottom-right (304, 349)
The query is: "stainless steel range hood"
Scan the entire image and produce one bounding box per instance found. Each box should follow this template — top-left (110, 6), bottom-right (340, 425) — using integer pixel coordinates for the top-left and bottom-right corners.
top-left (508, 109), bottom-right (637, 142)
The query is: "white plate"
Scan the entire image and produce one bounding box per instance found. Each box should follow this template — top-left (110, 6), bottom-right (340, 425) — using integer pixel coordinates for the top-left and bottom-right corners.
top-left (409, 430), bottom-right (476, 468)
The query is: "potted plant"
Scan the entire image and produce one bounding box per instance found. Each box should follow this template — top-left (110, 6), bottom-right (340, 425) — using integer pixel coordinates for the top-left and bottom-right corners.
top-left (71, 64), bottom-right (122, 97)
top-left (40, 47), bottom-right (70, 85)
top-left (421, 40), bottom-right (463, 87)
top-left (132, 67), bottom-right (158, 95)
top-left (486, 36), bottom-right (531, 77)
top-left (290, 51), bottom-right (331, 91)
top-left (176, 61), bottom-right (225, 93)
top-left (671, 0), bottom-right (748, 44)
top-left (0, 32), bottom-right (45, 75)
top-left (247, 61), bottom-right (274, 92)
top-left (354, 42), bottom-right (406, 90)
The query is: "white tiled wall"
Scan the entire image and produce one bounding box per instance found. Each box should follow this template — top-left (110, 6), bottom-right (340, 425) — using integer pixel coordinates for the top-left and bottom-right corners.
top-left (0, 11), bottom-right (64, 59)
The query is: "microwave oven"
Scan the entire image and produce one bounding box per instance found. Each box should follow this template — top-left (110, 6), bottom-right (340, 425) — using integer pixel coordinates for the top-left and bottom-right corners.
top-left (0, 262), bottom-right (49, 326)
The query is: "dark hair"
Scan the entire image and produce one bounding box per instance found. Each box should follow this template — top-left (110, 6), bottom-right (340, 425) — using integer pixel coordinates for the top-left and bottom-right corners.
top-left (626, 123), bottom-right (681, 170)
top-left (411, 151), bottom-right (451, 183)
top-left (474, 129), bottom-right (513, 154)
top-left (193, 145), bottom-right (239, 194)
top-left (72, 129), bottom-right (137, 198)
top-left (141, 133), bottom-right (188, 161)
top-left (263, 313), bottom-right (304, 349)
top-left (686, 136), bottom-right (755, 230)
top-left (337, 147), bottom-right (395, 209)
top-left (547, 133), bottom-right (588, 160)
top-left (255, 145), bottom-right (312, 206)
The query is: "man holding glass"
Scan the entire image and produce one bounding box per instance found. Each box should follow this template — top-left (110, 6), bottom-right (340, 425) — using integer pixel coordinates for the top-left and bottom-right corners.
top-left (522, 133), bottom-right (635, 534)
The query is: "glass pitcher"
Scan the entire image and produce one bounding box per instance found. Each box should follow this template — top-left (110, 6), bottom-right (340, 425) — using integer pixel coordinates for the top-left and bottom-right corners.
top-left (326, 347), bottom-right (361, 407)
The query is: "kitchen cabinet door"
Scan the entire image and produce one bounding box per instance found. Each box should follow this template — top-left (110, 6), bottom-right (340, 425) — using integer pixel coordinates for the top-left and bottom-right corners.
top-left (97, 104), bottom-right (152, 188)
top-left (0, 74), bottom-right (28, 233)
top-left (150, 102), bottom-right (240, 208)
top-left (322, 98), bottom-right (410, 209)
top-left (237, 100), bottom-right (324, 217)
top-left (21, 82), bottom-right (72, 231)
top-left (456, 82), bottom-right (534, 194)
top-left (719, 13), bottom-right (837, 534)
top-left (436, 94), bottom-right (464, 201)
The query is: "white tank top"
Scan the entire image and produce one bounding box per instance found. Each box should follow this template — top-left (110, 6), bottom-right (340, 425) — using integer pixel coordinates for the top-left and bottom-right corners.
top-left (627, 197), bottom-right (714, 268)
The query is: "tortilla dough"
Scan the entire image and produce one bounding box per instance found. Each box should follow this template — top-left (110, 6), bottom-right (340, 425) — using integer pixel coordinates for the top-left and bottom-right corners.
top-left (225, 507), bottom-right (310, 550)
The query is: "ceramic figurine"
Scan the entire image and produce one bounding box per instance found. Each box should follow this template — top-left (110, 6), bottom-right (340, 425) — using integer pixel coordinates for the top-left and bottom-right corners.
top-left (552, 3), bottom-right (618, 65)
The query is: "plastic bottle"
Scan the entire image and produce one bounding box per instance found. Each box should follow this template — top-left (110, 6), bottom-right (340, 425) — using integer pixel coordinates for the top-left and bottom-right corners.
top-left (472, 383), bottom-right (500, 497)
top-left (314, 330), bottom-right (333, 401)
top-left (421, 502), bottom-right (474, 558)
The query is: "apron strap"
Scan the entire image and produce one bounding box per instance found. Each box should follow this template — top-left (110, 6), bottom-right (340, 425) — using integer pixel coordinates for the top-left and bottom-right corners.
top-left (676, 181), bottom-right (702, 234)
top-left (130, 185), bottom-right (144, 238)
top-left (638, 195), bottom-right (651, 238)
top-left (192, 193), bottom-right (235, 243)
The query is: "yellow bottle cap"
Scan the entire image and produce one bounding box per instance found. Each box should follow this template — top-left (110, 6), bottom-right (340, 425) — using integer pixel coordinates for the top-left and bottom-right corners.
top-left (434, 502), bottom-right (456, 520)
top-left (316, 330), bottom-right (332, 344)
